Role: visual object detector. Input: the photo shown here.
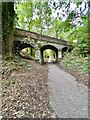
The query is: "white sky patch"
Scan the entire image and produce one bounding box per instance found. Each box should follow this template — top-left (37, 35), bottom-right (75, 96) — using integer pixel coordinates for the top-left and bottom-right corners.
top-left (73, 39), bottom-right (77, 43)
top-left (69, 2), bottom-right (77, 11)
top-left (15, 0), bottom-right (88, 29)
top-left (52, 0), bottom-right (88, 22)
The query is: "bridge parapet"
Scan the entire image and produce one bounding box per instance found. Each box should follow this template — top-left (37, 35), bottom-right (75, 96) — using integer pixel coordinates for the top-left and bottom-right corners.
top-left (14, 28), bottom-right (72, 47)
top-left (14, 28), bottom-right (73, 64)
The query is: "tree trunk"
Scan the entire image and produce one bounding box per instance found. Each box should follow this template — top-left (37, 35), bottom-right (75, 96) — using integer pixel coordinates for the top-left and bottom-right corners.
top-left (5, 29), bottom-right (14, 58)
top-left (2, 2), bottom-right (15, 60)
top-left (0, 2), bottom-right (2, 55)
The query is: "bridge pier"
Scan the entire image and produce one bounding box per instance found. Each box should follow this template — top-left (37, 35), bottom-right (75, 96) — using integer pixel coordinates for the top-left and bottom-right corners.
top-left (58, 50), bottom-right (62, 63)
top-left (58, 50), bottom-right (62, 58)
top-left (14, 28), bottom-right (73, 63)
top-left (35, 48), bottom-right (40, 62)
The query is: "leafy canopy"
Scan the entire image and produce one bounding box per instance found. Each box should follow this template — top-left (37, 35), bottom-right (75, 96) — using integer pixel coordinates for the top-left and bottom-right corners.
top-left (14, 0), bottom-right (89, 56)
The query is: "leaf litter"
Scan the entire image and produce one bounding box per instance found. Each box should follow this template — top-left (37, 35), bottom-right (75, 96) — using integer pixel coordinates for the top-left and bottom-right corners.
top-left (1, 59), bottom-right (54, 118)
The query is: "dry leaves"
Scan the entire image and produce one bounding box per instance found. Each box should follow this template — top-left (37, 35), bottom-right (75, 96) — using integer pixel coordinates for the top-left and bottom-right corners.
top-left (2, 60), bottom-right (53, 118)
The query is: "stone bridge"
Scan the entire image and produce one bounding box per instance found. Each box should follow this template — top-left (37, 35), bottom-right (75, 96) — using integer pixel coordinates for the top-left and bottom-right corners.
top-left (13, 28), bottom-right (73, 64)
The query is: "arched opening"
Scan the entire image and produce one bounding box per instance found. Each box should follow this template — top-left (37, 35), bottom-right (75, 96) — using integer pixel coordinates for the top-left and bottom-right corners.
top-left (40, 45), bottom-right (58, 64)
top-left (20, 47), bottom-right (35, 60)
top-left (43, 49), bottom-right (56, 63)
top-left (13, 41), bottom-right (35, 59)
top-left (62, 46), bottom-right (73, 58)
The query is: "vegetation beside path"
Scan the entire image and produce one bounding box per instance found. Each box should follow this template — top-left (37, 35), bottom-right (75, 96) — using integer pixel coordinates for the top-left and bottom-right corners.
top-left (60, 50), bottom-right (89, 86)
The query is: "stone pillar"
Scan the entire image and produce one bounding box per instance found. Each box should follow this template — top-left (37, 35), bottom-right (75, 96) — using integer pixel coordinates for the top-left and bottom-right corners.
top-left (58, 50), bottom-right (62, 58)
top-left (35, 48), bottom-right (40, 62)
top-left (58, 50), bottom-right (62, 62)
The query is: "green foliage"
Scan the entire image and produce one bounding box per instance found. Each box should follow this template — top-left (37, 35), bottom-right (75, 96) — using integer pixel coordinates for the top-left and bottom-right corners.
top-left (14, 1), bottom-right (89, 58)
top-left (3, 78), bottom-right (16, 88)
top-left (61, 52), bottom-right (89, 74)
top-left (15, 1), bottom-right (34, 30)
top-left (67, 17), bottom-right (88, 57)
top-left (15, 1), bottom-right (52, 33)
top-left (21, 47), bottom-right (35, 57)
top-left (44, 49), bottom-right (55, 61)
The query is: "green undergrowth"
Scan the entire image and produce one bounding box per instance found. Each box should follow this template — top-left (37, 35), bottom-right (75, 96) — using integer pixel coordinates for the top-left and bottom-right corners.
top-left (3, 78), bottom-right (16, 88)
top-left (60, 52), bottom-right (89, 75)
top-left (2, 56), bottom-right (31, 73)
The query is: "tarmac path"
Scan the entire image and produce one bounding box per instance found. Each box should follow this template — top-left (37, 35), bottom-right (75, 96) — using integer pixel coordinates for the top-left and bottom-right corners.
top-left (48, 64), bottom-right (88, 118)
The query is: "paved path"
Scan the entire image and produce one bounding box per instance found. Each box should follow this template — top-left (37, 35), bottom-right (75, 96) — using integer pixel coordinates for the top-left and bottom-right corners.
top-left (48, 64), bottom-right (88, 118)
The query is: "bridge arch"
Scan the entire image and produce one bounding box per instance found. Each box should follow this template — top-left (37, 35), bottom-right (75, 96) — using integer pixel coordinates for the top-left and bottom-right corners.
top-left (40, 44), bottom-right (58, 64)
top-left (13, 41), bottom-right (35, 57)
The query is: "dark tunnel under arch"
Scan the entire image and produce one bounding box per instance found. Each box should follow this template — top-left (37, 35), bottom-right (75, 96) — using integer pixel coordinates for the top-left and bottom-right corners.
top-left (13, 41), bottom-right (34, 54)
top-left (40, 44), bottom-right (58, 64)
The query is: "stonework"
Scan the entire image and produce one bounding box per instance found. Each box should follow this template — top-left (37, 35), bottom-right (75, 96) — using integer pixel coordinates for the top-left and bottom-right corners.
top-left (14, 28), bottom-right (72, 64)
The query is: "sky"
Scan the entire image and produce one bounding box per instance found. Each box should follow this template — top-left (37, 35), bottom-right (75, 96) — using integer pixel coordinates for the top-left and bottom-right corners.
top-left (52, 0), bottom-right (88, 19)
top-left (16, 0), bottom-right (88, 30)
top-left (50, 0), bottom-right (88, 26)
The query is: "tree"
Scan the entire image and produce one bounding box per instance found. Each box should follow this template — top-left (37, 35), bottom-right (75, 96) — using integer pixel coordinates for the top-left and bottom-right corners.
top-left (14, 1), bottom-right (89, 58)
top-left (0, 2), bottom-right (2, 55)
top-left (34, 2), bottom-right (52, 34)
top-left (2, 2), bottom-right (15, 59)
top-left (67, 17), bottom-right (88, 56)
top-left (15, 1), bottom-right (34, 31)
top-left (15, 1), bottom-right (52, 34)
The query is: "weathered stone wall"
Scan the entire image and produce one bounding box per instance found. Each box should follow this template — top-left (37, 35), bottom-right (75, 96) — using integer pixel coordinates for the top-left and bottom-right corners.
top-left (13, 29), bottom-right (73, 64)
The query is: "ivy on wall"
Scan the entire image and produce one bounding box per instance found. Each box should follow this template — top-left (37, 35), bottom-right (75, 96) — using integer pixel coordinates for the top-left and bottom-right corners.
top-left (2, 2), bottom-right (15, 59)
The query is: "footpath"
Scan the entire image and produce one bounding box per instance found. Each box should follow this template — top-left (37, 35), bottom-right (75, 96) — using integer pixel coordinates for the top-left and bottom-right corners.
top-left (48, 64), bottom-right (88, 118)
